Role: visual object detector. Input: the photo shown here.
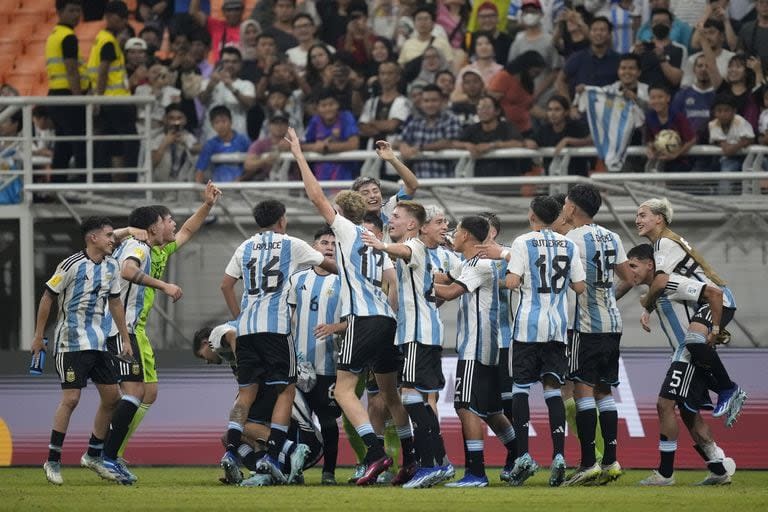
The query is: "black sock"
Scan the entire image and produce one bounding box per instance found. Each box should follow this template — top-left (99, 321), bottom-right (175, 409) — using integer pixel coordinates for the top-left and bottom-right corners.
top-left (686, 344), bottom-right (734, 391)
top-left (238, 444), bottom-right (259, 471)
top-left (405, 403), bottom-right (435, 467)
top-left (399, 434), bottom-right (416, 466)
top-left (575, 402), bottom-right (597, 467)
top-left (48, 430), bottom-right (65, 462)
top-left (496, 426), bottom-right (517, 469)
top-left (545, 394), bottom-right (566, 460)
top-left (693, 444), bottom-right (726, 476)
top-left (103, 398), bottom-right (139, 459)
top-left (319, 419), bottom-right (339, 474)
top-left (87, 433), bottom-right (103, 458)
top-left (658, 435), bottom-right (676, 478)
top-left (511, 393), bottom-right (530, 457)
top-left (225, 421), bottom-right (244, 454)
top-left (361, 433), bottom-right (385, 462)
top-left (425, 405), bottom-right (447, 465)
top-left (266, 425), bottom-right (289, 460)
top-left (465, 440), bottom-right (485, 477)
top-left (599, 410), bottom-right (618, 465)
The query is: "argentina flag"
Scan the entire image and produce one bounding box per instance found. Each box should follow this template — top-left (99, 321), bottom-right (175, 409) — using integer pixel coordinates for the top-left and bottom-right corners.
top-left (579, 87), bottom-right (637, 172)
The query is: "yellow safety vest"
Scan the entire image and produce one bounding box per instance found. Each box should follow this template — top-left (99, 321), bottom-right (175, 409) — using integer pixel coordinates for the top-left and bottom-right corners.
top-left (87, 29), bottom-right (129, 96)
top-left (45, 24), bottom-right (90, 92)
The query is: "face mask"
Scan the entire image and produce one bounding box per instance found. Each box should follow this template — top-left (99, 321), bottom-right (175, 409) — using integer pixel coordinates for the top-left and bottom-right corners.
top-left (652, 24), bottom-right (671, 40)
top-left (522, 13), bottom-right (541, 26)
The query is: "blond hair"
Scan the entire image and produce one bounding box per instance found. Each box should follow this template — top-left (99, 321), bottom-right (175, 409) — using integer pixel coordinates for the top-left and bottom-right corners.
top-left (423, 204), bottom-right (445, 223)
top-left (334, 190), bottom-right (367, 225)
top-left (640, 197), bottom-right (674, 225)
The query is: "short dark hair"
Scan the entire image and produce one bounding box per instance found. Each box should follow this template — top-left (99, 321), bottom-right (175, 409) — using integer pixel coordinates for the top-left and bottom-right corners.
top-left (421, 83), bottom-right (444, 98)
top-left (413, 4), bottom-right (436, 20)
top-left (435, 69), bottom-right (455, 83)
top-left (362, 212), bottom-right (384, 233)
top-left (316, 88), bottom-right (340, 103)
top-left (395, 201), bottom-right (427, 226)
top-left (209, 105), bottom-right (232, 122)
top-left (140, 26), bottom-right (162, 39)
top-left (313, 225), bottom-right (334, 240)
top-left (530, 195), bottom-right (561, 225)
top-left (459, 215), bottom-right (489, 243)
top-left (149, 204), bottom-right (172, 219)
top-left (479, 211), bottom-right (500, 236)
top-left (255, 33), bottom-right (275, 44)
top-left (192, 326), bottom-right (213, 355)
top-left (252, 199), bottom-right (286, 228)
top-left (189, 28), bottom-right (212, 47)
top-left (567, 184), bottom-right (602, 218)
top-left (590, 16), bottom-right (613, 32)
top-left (292, 13), bottom-right (314, 25)
top-left (165, 103), bottom-right (185, 115)
top-left (551, 193), bottom-right (567, 209)
top-left (220, 46), bottom-right (242, 61)
top-left (649, 82), bottom-right (671, 95)
top-left (351, 176), bottom-right (381, 191)
top-left (548, 94), bottom-right (570, 110)
top-left (650, 7), bottom-right (673, 21)
top-left (32, 105), bottom-right (50, 118)
top-left (703, 17), bottom-right (725, 34)
top-left (627, 243), bottom-right (654, 261)
top-left (712, 92), bottom-right (738, 110)
top-left (619, 53), bottom-right (641, 68)
top-left (128, 206), bottom-right (161, 230)
top-left (80, 216), bottom-right (113, 238)
top-left (57, 0), bottom-right (82, 10)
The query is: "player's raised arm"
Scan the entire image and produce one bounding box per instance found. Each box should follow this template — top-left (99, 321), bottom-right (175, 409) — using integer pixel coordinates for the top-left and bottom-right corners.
top-left (375, 140), bottom-right (419, 197)
top-left (361, 231), bottom-right (412, 261)
top-left (175, 181), bottom-right (222, 248)
top-left (113, 227), bottom-right (148, 244)
top-left (286, 127), bottom-right (337, 224)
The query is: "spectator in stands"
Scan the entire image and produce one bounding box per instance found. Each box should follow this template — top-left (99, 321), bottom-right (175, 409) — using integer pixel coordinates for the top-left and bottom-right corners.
top-left (530, 95), bottom-right (592, 176)
top-left (136, 0), bottom-right (173, 32)
top-left (708, 93), bottom-right (755, 175)
top-left (711, 53), bottom-right (763, 131)
top-left (436, 0), bottom-right (470, 49)
top-left (435, 69), bottom-right (456, 99)
top-left (466, 1), bottom-right (512, 66)
top-left (125, 37), bottom-right (150, 92)
top-left (552, 6), bottom-right (590, 58)
top-left (691, 0), bottom-right (739, 52)
top-left (151, 103), bottom-right (200, 183)
top-left (319, 0), bottom-right (356, 46)
top-left (557, 16), bottom-right (621, 99)
top-left (358, 61), bottom-right (411, 150)
top-left (263, 0), bottom-right (299, 52)
top-left (459, 32), bottom-right (502, 86)
top-left (488, 51), bottom-right (547, 136)
top-left (507, 1), bottom-right (563, 100)
top-left (399, 84), bottom-right (462, 178)
top-left (414, 47), bottom-right (451, 85)
top-left (365, 37), bottom-right (397, 80)
top-left (645, 83), bottom-right (696, 170)
top-left (190, 29), bottom-right (214, 78)
top-left (635, 8), bottom-right (686, 91)
top-left (46, 0), bottom-right (88, 183)
top-left (286, 14), bottom-right (331, 75)
top-left (243, 112), bottom-right (291, 181)
top-left (455, 95), bottom-right (527, 177)
top-left (139, 26), bottom-right (163, 61)
top-left (398, 5), bottom-right (455, 69)
top-left (758, 86), bottom-right (768, 152)
top-left (337, 3), bottom-right (377, 67)
top-left (604, 53), bottom-right (650, 118)
top-left (239, 19), bottom-right (263, 70)
top-left (241, 33), bottom-right (277, 83)
top-left (323, 58), bottom-right (365, 116)
top-left (302, 89), bottom-right (360, 180)
top-left (637, 0), bottom-right (693, 49)
top-left (195, 105), bottom-right (250, 183)
top-left (451, 69), bottom-right (485, 124)
top-left (0, 109), bottom-right (22, 204)
top-left (603, 0), bottom-right (639, 55)
top-left (260, 87), bottom-right (304, 138)
top-left (190, 0), bottom-right (243, 64)
top-left (682, 18), bottom-right (735, 87)
top-left (199, 47), bottom-right (256, 141)
top-left (135, 63), bottom-right (182, 137)
top-left (256, 58), bottom-right (309, 100)
top-left (88, 0), bottom-right (138, 180)
top-left (738, 0), bottom-right (768, 71)
top-left (31, 107), bottom-right (55, 162)
top-left (671, 54), bottom-right (717, 137)
top-left (305, 44), bottom-right (335, 99)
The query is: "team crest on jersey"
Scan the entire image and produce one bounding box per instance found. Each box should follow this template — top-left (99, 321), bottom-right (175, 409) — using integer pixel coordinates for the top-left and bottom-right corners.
top-left (326, 286), bottom-right (336, 296)
top-left (65, 367), bottom-right (76, 383)
top-left (131, 362), bottom-right (141, 375)
top-left (132, 247), bottom-right (146, 260)
top-left (47, 274), bottom-right (64, 288)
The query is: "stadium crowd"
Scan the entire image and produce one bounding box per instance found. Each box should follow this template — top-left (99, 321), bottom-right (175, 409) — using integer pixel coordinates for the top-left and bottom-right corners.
top-left (0, 0), bottom-right (767, 202)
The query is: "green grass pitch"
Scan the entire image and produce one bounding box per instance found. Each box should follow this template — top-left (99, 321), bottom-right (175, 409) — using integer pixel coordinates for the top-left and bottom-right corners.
top-left (1, 467), bottom-right (767, 511)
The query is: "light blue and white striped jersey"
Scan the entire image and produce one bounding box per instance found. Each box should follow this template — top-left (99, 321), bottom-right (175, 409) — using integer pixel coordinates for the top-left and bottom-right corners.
top-left (380, 188), bottom-right (412, 226)
top-left (109, 238), bottom-right (152, 335)
top-left (567, 224), bottom-right (627, 334)
top-left (454, 257), bottom-right (500, 366)
top-left (225, 231), bottom-right (324, 335)
top-left (654, 236), bottom-right (736, 309)
top-left (607, 3), bottom-right (635, 54)
top-left (493, 245), bottom-right (514, 349)
top-left (330, 214), bottom-right (395, 318)
top-left (288, 268), bottom-right (342, 376)
top-left (509, 229), bottom-right (586, 343)
top-left (395, 238), bottom-right (443, 347)
top-left (655, 274), bottom-right (708, 363)
top-left (46, 251), bottom-right (121, 353)
top-left (209, 321), bottom-right (237, 366)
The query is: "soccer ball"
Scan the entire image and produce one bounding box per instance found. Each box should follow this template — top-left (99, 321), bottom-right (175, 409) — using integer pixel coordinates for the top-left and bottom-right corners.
top-left (654, 129), bottom-right (682, 156)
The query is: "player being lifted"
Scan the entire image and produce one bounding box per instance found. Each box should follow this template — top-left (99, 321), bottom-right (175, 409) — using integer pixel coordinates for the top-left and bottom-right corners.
top-left (433, 216), bottom-right (519, 488)
top-left (482, 196), bottom-right (586, 487)
top-left (634, 198), bottom-right (746, 425)
top-left (561, 184), bottom-right (631, 486)
top-left (626, 244), bottom-right (736, 486)
top-left (288, 128), bottom-right (418, 486)
top-left (33, 217), bottom-right (134, 485)
top-left (219, 199), bottom-right (336, 485)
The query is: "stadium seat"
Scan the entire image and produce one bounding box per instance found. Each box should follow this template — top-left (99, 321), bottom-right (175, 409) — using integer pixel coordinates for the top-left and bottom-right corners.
top-left (14, 55), bottom-right (46, 75)
top-left (23, 40), bottom-right (47, 59)
top-left (11, 8), bottom-right (50, 26)
top-left (3, 21), bottom-right (37, 42)
top-left (0, 39), bottom-right (23, 59)
top-left (3, 71), bottom-right (40, 95)
top-left (0, 55), bottom-right (15, 77)
top-left (0, 0), bottom-right (21, 14)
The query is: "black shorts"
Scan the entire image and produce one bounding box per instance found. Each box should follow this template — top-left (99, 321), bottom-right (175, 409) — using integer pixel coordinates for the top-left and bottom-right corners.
top-left (401, 342), bottom-right (445, 393)
top-left (55, 350), bottom-right (118, 389)
top-left (236, 333), bottom-right (297, 386)
top-left (511, 341), bottom-right (567, 386)
top-left (454, 359), bottom-right (502, 418)
top-left (498, 347), bottom-right (514, 401)
top-left (337, 316), bottom-right (399, 374)
top-left (658, 361), bottom-right (714, 412)
top-left (568, 332), bottom-right (622, 387)
top-left (306, 374), bottom-right (342, 419)
top-left (245, 385), bottom-right (279, 424)
top-left (690, 305), bottom-right (736, 330)
top-left (106, 333), bottom-right (144, 382)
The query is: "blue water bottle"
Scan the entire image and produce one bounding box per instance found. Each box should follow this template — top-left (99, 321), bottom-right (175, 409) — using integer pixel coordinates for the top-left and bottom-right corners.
top-left (30, 337), bottom-right (48, 375)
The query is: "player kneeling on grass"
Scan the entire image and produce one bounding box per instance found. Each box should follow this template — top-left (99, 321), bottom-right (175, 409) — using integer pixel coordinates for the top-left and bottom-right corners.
top-left (626, 245), bottom-right (736, 486)
top-left (194, 324), bottom-right (323, 486)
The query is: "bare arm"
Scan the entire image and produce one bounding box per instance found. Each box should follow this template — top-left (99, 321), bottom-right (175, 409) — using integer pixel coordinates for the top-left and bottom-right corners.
top-left (327, 136), bottom-right (359, 153)
top-left (383, 267), bottom-right (398, 311)
top-left (505, 273), bottom-right (522, 290)
top-left (108, 296), bottom-right (134, 359)
top-left (189, 0), bottom-right (207, 27)
top-left (376, 140), bottom-right (419, 196)
top-left (434, 282), bottom-right (466, 301)
top-left (63, 58), bottom-right (82, 95)
top-left (361, 231), bottom-right (412, 261)
top-left (30, 290), bottom-right (54, 354)
top-left (318, 257), bottom-right (338, 274)
top-left (570, 280), bottom-right (586, 294)
top-left (121, 258), bottom-right (183, 302)
top-left (702, 285), bottom-right (723, 344)
top-left (113, 227), bottom-right (148, 244)
top-left (285, 127), bottom-right (337, 224)
top-left (96, 60), bottom-right (110, 96)
top-left (221, 274), bottom-right (240, 318)
top-left (643, 272), bottom-right (670, 311)
top-left (175, 181), bottom-right (222, 248)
